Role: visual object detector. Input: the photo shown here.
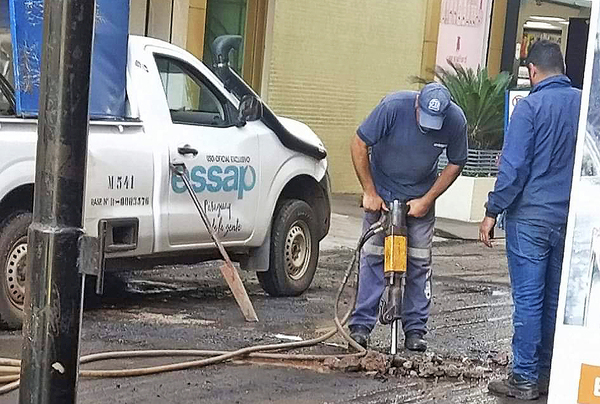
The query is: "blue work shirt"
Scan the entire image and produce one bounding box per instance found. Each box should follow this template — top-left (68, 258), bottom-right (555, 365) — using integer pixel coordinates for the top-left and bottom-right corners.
top-left (357, 91), bottom-right (468, 201)
top-left (487, 75), bottom-right (582, 226)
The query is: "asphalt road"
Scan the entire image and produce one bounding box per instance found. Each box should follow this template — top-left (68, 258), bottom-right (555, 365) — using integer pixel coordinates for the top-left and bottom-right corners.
top-left (0, 199), bottom-right (546, 404)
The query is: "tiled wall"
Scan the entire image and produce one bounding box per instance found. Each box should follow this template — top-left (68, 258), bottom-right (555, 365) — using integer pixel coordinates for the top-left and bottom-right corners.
top-left (264, 0), bottom-right (429, 193)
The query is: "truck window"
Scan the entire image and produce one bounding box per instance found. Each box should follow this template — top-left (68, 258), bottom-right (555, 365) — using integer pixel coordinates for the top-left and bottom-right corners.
top-left (0, 40), bottom-right (13, 116)
top-left (0, 72), bottom-right (14, 115)
top-left (0, 86), bottom-right (8, 113)
top-left (155, 56), bottom-right (229, 127)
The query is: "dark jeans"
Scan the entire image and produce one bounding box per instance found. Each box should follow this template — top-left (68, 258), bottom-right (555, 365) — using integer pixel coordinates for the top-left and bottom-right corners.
top-left (505, 219), bottom-right (566, 382)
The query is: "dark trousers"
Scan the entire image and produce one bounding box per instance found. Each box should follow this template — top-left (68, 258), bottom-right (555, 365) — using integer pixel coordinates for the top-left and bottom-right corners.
top-left (349, 208), bottom-right (435, 335)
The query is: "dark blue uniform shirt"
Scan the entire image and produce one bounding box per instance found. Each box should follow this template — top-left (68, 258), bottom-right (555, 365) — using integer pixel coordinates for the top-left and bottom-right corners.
top-left (358, 91), bottom-right (468, 201)
top-left (487, 75), bottom-right (582, 226)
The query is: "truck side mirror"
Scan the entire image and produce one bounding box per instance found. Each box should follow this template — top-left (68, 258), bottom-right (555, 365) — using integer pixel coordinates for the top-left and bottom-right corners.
top-left (236, 94), bottom-right (263, 127)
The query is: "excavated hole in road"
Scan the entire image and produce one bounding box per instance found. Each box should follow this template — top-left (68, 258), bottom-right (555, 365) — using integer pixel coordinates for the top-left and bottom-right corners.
top-left (321, 349), bottom-right (510, 382)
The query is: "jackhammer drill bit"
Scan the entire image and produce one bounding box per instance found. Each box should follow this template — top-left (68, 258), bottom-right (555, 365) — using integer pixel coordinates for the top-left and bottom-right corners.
top-left (378, 200), bottom-right (409, 355)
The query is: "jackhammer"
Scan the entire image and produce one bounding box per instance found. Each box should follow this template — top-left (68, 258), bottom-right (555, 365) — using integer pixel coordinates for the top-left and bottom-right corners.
top-left (378, 200), bottom-right (410, 355)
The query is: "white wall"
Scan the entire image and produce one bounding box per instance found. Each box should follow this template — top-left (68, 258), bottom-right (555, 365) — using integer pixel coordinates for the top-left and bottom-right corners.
top-left (436, 176), bottom-right (496, 222)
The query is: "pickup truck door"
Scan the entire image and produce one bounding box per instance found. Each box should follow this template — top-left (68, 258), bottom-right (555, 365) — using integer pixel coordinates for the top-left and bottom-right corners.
top-left (150, 52), bottom-right (260, 247)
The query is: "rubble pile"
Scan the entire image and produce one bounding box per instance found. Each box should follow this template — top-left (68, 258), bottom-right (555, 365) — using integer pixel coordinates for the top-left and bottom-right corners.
top-left (323, 350), bottom-right (511, 381)
top-left (323, 351), bottom-right (387, 374)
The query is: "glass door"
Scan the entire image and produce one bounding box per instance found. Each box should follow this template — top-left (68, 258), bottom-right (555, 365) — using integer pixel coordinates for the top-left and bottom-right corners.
top-left (203, 0), bottom-right (248, 74)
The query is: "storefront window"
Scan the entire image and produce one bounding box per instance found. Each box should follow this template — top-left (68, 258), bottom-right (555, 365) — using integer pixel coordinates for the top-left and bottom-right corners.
top-left (514, 1), bottom-right (592, 88)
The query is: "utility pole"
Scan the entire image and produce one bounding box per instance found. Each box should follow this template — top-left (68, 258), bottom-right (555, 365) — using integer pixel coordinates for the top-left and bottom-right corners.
top-left (19, 0), bottom-right (96, 403)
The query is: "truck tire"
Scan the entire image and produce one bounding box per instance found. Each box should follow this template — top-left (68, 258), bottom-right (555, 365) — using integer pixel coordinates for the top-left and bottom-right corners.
top-left (258, 200), bottom-right (319, 297)
top-left (0, 211), bottom-right (109, 329)
top-left (0, 211), bottom-right (31, 329)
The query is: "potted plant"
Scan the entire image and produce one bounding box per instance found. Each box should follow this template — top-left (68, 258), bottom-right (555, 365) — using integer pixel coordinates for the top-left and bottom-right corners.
top-left (414, 62), bottom-right (512, 225)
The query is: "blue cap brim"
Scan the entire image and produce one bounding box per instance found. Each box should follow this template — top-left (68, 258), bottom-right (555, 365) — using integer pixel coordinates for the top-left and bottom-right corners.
top-left (419, 108), bottom-right (444, 131)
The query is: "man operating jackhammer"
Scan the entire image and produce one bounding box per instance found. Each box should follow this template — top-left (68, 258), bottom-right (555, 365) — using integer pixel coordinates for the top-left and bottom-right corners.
top-left (349, 83), bottom-right (468, 352)
top-left (480, 40), bottom-right (581, 400)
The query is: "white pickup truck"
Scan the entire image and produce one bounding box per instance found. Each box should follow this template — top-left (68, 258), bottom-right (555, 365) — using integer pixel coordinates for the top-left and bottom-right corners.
top-left (0, 35), bottom-right (331, 329)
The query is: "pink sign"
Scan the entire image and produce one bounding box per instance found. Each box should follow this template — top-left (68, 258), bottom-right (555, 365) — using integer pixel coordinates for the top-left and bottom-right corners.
top-left (435, 0), bottom-right (493, 71)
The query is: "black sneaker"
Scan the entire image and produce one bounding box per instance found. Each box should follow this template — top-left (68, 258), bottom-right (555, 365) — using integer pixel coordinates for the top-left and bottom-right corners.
top-left (348, 325), bottom-right (370, 349)
top-left (488, 373), bottom-right (540, 400)
top-left (404, 331), bottom-right (427, 352)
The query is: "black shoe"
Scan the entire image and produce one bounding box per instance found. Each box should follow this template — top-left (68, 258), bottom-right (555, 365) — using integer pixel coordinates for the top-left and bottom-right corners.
top-left (348, 325), bottom-right (370, 349)
top-left (488, 373), bottom-right (540, 400)
top-left (404, 331), bottom-right (427, 352)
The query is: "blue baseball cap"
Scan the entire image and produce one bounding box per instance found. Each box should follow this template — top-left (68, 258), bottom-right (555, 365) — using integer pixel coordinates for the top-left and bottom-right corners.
top-left (418, 83), bottom-right (452, 130)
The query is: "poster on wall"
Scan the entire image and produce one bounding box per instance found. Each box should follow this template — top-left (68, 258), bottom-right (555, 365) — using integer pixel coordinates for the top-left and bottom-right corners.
top-left (549, 0), bottom-right (600, 402)
top-left (435, 0), bottom-right (493, 71)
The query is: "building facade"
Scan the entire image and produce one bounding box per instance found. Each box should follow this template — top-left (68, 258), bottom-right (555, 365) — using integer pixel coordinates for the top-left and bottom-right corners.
top-left (263, 0), bottom-right (440, 193)
top-left (2, 1), bottom-right (592, 193)
top-left (129, 0), bottom-right (442, 193)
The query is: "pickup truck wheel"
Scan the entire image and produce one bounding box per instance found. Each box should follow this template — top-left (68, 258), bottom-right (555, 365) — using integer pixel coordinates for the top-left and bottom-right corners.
top-left (258, 200), bottom-right (319, 297)
top-left (0, 211), bottom-right (31, 329)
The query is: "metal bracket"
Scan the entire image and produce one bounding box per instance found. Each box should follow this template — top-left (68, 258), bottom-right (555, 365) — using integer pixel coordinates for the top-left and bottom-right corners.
top-left (77, 233), bottom-right (106, 295)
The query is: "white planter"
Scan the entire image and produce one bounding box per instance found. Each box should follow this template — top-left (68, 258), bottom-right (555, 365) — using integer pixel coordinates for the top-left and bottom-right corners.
top-left (435, 176), bottom-right (496, 222)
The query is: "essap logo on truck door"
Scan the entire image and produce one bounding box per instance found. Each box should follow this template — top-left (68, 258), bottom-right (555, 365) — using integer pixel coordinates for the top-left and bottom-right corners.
top-left (171, 165), bottom-right (256, 200)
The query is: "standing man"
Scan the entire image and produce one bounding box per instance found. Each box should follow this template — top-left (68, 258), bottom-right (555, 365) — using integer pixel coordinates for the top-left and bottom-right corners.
top-left (480, 40), bottom-right (581, 400)
top-left (349, 83), bottom-right (468, 352)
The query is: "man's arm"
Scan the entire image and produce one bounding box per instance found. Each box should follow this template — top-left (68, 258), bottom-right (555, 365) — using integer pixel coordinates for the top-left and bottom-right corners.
top-left (351, 134), bottom-right (388, 212)
top-left (485, 102), bottom-right (535, 218)
top-left (407, 163), bottom-right (463, 217)
top-left (480, 101), bottom-right (535, 247)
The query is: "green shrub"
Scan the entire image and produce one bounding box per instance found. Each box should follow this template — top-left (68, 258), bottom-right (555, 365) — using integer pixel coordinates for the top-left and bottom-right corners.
top-left (413, 62), bottom-right (512, 150)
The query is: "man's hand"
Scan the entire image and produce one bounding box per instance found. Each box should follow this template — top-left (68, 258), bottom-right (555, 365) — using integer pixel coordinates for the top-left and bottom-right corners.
top-left (479, 217), bottom-right (496, 248)
top-left (363, 192), bottom-right (388, 212)
top-left (406, 164), bottom-right (462, 219)
top-left (407, 197), bottom-right (432, 218)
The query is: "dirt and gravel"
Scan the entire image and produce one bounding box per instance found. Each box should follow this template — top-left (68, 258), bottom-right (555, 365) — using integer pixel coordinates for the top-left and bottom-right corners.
top-left (0, 198), bottom-right (544, 403)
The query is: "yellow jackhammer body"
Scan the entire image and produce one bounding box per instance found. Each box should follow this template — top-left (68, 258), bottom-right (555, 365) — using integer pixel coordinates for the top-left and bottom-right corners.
top-left (379, 200), bottom-right (409, 354)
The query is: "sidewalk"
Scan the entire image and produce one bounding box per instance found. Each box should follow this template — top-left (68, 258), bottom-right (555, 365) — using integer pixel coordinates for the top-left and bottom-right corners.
top-left (327, 194), bottom-right (505, 244)
top-left (436, 217), bottom-right (505, 240)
